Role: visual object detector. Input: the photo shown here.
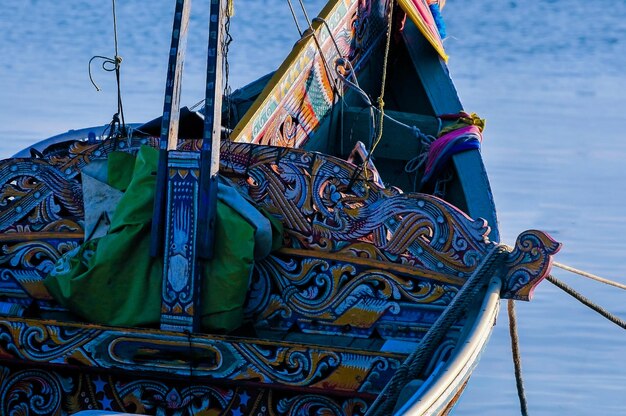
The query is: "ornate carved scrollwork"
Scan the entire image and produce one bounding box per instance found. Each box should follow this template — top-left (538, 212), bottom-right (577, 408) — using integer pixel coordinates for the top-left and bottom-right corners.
top-left (501, 230), bottom-right (562, 301)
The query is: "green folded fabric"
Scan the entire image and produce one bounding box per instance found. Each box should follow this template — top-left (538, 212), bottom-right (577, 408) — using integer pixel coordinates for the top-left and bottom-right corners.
top-left (45, 146), bottom-right (277, 332)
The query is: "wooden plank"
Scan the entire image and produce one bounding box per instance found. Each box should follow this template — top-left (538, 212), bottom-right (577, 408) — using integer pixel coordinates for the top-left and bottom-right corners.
top-left (160, 151), bottom-right (203, 332)
top-left (151, 0), bottom-right (193, 257)
top-left (197, 0), bottom-right (228, 259)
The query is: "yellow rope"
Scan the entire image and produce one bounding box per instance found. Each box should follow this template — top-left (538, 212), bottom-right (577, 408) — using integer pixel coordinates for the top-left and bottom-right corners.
top-left (362, 0), bottom-right (394, 186)
top-left (370, 0), bottom-right (394, 158)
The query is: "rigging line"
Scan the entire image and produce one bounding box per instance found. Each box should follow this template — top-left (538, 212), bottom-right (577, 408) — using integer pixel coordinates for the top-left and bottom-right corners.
top-left (297, 0), bottom-right (313, 27)
top-left (546, 274), bottom-right (626, 330)
top-left (286, 0), bottom-right (303, 36)
top-left (295, 0), bottom-right (339, 92)
top-left (312, 16), bottom-right (350, 155)
top-left (222, 8), bottom-right (234, 134)
top-left (312, 17), bottom-right (343, 57)
top-left (189, 98), bottom-right (205, 112)
top-left (370, 0), bottom-right (394, 155)
top-left (337, 66), bottom-right (433, 136)
top-left (553, 261), bottom-right (626, 291)
top-left (111, 0), bottom-right (126, 134)
top-left (360, 0), bottom-right (394, 184)
top-left (87, 0), bottom-right (126, 136)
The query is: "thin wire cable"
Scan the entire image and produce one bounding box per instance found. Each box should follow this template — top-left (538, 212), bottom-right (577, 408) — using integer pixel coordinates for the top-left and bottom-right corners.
top-left (87, 0), bottom-right (126, 136)
top-left (295, 0), bottom-right (338, 92)
top-left (312, 17), bottom-right (343, 56)
top-left (111, 0), bottom-right (126, 133)
top-left (335, 52), bottom-right (422, 137)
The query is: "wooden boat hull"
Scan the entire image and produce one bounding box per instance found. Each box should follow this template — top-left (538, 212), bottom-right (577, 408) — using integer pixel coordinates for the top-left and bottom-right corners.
top-left (395, 278), bottom-right (502, 415)
top-left (0, 0), bottom-right (562, 414)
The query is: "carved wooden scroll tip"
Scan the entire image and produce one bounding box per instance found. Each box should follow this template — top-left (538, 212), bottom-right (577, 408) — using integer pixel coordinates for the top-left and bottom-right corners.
top-left (501, 229), bottom-right (562, 301)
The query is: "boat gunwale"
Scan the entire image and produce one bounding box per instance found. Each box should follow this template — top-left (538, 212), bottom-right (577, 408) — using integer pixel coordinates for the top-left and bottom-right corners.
top-left (395, 276), bottom-right (502, 415)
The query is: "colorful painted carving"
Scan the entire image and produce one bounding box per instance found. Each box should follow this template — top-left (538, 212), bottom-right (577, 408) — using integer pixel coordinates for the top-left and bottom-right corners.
top-left (231, 0), bottom-right (387, 148)
top-left (0, 317), bottom-right (403, 395)
top-left (161, 151), bottom-right (203, 331)
top-left (0, 0), bottom-right (563, 413)
top-left (0, 362), bottom-right (371, 415)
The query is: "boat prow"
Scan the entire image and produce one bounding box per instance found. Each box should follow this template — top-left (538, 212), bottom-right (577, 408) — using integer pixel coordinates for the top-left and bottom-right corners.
top-left (0, 0), bottom-right (561, 414)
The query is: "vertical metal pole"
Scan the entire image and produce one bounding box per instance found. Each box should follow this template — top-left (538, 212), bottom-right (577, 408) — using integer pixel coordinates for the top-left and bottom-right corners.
top-left (151, 0), bottom-right (193, 257)
top-left (197, 0), bottom-right (227, 259)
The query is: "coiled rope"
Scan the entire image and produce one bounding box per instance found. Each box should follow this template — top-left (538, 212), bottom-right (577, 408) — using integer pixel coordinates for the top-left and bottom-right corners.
top-left (366, 245), bottom-right (509, 416)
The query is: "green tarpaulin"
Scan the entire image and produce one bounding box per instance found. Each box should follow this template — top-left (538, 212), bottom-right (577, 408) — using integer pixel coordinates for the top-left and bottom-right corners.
top-left (45, 146), bottom-right (279, 332)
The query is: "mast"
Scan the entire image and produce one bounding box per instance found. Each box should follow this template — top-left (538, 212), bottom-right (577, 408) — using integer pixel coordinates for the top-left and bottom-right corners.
top-left (152, 0), bottom-right (228, 332)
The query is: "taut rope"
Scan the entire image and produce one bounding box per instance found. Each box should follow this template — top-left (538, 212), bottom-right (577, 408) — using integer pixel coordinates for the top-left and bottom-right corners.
top-left (546, 274), bottom-right (626, 330)
top-left (508, 299), bottom-right (529, 416)
top-left (553, 262), bottom-right (626, 291)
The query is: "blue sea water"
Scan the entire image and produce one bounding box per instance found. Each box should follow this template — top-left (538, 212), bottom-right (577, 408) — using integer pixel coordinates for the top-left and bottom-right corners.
top-left (0, 1), bottom-right (625, 414)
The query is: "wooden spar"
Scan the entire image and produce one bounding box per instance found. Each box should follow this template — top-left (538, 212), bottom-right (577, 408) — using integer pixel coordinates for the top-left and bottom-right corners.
top-left (197, 0), bottom-right (227, 259)
top-left (155, 0), bottom-right (229, 332)
top-left (153, 0), bottom-right (203, 332)
top-left (150, 0), bottom-right (193, 257)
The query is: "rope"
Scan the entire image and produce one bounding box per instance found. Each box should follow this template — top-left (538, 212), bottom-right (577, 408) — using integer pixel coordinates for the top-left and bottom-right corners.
top-left (297, 0), bottom-right (314, 28)
top-left (312, 17), bottom-right (343, 57)
top-left (508, 300), bottom-right (529, 416)
top-left (355, 0), bottom-right (395, 188)
top-left (366, 245), bottom-right (508, 416)
top-left (553, 262), bottom-right (626, 291)
top-left (222, 5), bottom-right (234, 134)
top-left (404, 128), bottom-right (437, 191)
top-left (546, 275), bottom-right (626, 330)
top-left (369, 0), bottom-right (395, 158)
top-left (285, 0), bottom-right (303, 36)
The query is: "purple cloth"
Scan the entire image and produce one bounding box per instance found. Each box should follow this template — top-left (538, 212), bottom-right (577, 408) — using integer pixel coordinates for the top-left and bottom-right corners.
top-left (421, 125), bottom-right (483, 187)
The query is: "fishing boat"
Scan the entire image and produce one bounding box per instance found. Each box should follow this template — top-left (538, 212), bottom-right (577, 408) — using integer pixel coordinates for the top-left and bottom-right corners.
top-left (0, 0), bottom-right (560, 415)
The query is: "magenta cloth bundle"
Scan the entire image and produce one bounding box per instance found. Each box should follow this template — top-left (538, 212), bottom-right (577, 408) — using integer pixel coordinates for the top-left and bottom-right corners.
top-left (421, 124), bottom-right (483, 187)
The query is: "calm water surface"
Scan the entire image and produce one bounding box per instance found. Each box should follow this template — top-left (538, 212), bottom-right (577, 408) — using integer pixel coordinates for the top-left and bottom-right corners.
top-left (1, 1), bottom-right (625, 414)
